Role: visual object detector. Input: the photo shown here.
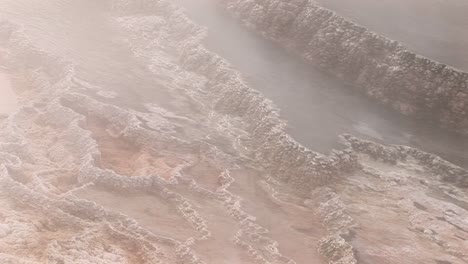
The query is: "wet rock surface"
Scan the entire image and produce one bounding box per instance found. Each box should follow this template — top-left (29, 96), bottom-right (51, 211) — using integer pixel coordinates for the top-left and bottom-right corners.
top-left (0, 0), bottom-right (467, 263)
top-left (220, 0), bottom-right (468, 135)
top-left (314, 0), bottom-right (468, 72)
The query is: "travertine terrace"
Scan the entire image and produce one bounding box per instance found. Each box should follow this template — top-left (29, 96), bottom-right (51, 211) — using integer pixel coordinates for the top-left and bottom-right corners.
top-left (0, 0), bottom-right (467, 263)
top-left (222, 0), bottom-right (468, 134)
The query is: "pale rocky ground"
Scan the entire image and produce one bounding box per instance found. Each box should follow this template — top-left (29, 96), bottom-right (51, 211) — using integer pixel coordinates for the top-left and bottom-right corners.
top-left (335, 155), bottom-right (468, 263)
top-left (0, 71), bottom-right (17, 114)
top-left (0, 1), bottom-right (467, 264)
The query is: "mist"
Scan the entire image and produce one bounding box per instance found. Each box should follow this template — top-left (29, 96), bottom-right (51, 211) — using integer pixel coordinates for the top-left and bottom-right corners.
top-left (0, 0), bottom-right (468, 263)
top-left (315, 0), bottom-right (468, 71)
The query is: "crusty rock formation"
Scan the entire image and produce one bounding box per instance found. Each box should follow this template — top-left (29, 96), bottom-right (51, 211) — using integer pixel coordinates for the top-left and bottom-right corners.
top-left (1, 0), bottom-right (468, 263)
top-left (221, 0), bottom-right (468, 134)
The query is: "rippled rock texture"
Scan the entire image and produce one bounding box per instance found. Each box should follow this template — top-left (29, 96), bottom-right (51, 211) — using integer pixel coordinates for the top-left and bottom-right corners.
top-left (0, 0), bottom-right (467, 263)
top-left (221, 0), bottom-right (468, 134)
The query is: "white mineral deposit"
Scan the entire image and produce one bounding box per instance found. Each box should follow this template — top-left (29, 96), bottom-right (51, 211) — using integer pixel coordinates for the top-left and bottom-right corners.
top-left (0, 1), bottom-right (467, 263)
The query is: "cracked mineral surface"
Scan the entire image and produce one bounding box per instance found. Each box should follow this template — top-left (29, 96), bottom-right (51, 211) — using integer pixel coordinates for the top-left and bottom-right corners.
top-left (0, 0), bottom-right (467, 263)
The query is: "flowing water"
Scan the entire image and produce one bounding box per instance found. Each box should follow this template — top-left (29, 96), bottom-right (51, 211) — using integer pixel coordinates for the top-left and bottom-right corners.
top-left (1, 1), bottom-right (468, 263)
top-left (314, 0), bottom-right (468, 71)
top-left (2, 0), bottom-right (467, 165)
top-left (0, 2), bottom-right (333, 262)
top-left (174, 0), bottom-right (468, 166)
